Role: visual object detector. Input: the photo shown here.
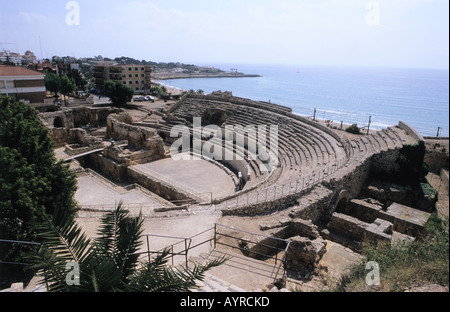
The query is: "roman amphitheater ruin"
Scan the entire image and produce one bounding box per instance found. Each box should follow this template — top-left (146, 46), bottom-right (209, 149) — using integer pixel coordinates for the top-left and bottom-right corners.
top-left (36, 91), bottom-right (447, 292)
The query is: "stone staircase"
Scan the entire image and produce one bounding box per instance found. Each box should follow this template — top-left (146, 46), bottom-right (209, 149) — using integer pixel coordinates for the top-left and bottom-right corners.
top-left (193, 273), bottom-right (247, 292)
top-left (192, 249), bottom-right (284, 292)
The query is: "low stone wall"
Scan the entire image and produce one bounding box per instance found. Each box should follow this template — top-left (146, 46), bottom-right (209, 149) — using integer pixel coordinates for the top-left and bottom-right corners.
top-left (347, 199), bottom-right (384, 223)
top-left (346, 199), bottom-right (430, 238)
top-left (328, 213), bottom-right (368, 241)
top-left (221, 191), bottom-right (301, 217)
top-left (127, 166), bottom-right (194, 203)
top-left (327, 213), bottom-right (393, 247)
top-left (425, 150), bottom-right (449, 173)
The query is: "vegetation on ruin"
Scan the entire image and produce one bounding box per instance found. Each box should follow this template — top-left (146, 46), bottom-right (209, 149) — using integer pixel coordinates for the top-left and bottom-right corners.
top-left (396, 141), bottom-right (430, 183)
top-left (0, 96), bottom-right (78, 286)
top-left (334, 213), bottom-right (449, 292)
top-left (345, 124), bottom-right (361, 135)
top-left (27, 202), bottom-right (226, 292)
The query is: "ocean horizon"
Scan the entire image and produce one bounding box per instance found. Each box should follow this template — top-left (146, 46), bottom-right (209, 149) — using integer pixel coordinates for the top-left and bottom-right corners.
top-left (158, 64), bottom-right (449, 137)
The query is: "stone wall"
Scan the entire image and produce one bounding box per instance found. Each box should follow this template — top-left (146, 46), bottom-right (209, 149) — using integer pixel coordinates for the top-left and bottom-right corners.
top-left (344, 199), bottom-right (430, 237)
top-left (442, 169), bottom-right (449, 192)
top-left (289, 185), bottom-right (334, 223)
top-left (328, 212), bottom-right (368, 241)
top-left (107, 113), bottom-right (165, 158)
top-left (398, 121), bottom-right (424, 142)
top-left (327, 213), bottom-right (393, 247)
top-left (39, 107), bottom-right (119, 146)
top-left (425, 150), bottom-right (449, 173)
top-left (221, 193), bottom-right (300, 217)
top-left (371, 149), bottom-right (401, 178)
top-left (86, 153), bottom-right (128, 182)
top-left (127, 167), bottom-right (194, 203)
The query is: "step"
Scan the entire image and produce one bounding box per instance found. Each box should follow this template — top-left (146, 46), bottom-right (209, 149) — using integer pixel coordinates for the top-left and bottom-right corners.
top-left (193, 273), bottom-right (247, 292)
top-left (198, 249), bottom-right (284, 291)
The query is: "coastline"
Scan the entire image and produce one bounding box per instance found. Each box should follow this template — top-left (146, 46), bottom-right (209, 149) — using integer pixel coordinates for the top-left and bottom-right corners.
top-left (151, 66), bottom-right (448, 137)
top-left (153, 72), bottom-right (261, 80)
top-left (153, 80), bottom-right (186, 95)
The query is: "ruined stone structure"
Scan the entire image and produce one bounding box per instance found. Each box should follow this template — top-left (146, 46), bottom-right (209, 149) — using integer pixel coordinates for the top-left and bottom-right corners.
top-left (37, 92), bottom-right (442, 289)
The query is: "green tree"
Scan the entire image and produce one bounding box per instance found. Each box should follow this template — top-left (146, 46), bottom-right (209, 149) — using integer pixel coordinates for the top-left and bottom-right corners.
top-left (60, 76), bottom-right (77, 106)
top-left (44, 72), bottom-right (61, 99)
top-left (103, 81), bottom-right (135, 108)
top-left (0, 96), bottom-right (78, 264)
top-left (28, 202), bottom-right (226, 292)
top-left (67, 69), bottom-right (87, 91)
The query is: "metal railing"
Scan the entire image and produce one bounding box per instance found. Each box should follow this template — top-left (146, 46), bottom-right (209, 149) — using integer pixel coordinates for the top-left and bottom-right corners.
top-left (2, 223), bottom-right (291, 287)
top-left (216, 157), bottom-right (347, 211)
top-left (141, 223), bottom-right (291, 284)
top-left (141, 227), bottom-right (215, 267)
top-left (213, 223), bottom-right (290, 284)
top-left (0, 239), bottom-right (41, 266)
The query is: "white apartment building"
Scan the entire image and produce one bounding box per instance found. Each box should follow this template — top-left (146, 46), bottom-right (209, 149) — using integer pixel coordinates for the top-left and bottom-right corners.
top-left (0, 65), bottom-right (46, 103)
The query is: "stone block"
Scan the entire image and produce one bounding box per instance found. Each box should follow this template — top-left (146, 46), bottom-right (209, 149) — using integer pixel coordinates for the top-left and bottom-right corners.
top-left (365, 218), bottom-right (393, 243)
top-left (327, 212), bottom-right (368, 241)
top-left (286, 236), bottom-right (326, 271)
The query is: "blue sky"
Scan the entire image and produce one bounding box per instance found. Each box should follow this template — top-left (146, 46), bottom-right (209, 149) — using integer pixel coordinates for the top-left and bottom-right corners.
top-left (0, 0), bottom-right (448, 69)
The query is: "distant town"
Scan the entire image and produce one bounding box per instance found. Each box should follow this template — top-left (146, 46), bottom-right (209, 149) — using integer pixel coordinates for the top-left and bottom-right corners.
top-left (0, 49), bottom-right (260, 107)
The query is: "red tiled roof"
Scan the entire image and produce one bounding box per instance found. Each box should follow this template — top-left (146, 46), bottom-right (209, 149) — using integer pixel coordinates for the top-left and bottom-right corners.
top-left (0, 65), bottom-right (45, 77)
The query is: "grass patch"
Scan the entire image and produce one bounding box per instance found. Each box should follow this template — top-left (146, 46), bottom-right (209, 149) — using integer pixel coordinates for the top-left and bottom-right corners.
top-left (334, 214), bottom-right (449, 292)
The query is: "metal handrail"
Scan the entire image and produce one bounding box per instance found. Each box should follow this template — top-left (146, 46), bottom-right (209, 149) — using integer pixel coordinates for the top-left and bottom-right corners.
top-left (213, 223), bottom-right (290, 283)
top-left (0, 239), bottom-right (41, 266)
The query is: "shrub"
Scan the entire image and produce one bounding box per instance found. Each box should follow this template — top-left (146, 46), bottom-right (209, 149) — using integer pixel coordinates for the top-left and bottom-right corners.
top-left (334, 214), bottom-right (449, 292)
top-left (421, 182), bottom-right (438, 198)
top-left (345, 124), bottom-right (361, 134)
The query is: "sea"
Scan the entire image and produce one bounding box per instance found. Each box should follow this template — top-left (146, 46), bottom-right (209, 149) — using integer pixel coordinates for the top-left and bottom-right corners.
top-left (158, 64), bottom-right (449, 137)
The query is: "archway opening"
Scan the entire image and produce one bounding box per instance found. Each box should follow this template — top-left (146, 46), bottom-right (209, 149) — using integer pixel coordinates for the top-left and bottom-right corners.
top-left (54, 116), bottom-right (64, 128)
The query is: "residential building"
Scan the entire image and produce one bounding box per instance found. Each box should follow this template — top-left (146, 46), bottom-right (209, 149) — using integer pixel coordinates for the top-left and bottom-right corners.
top-left (93, 65), bottom-right (151, 92)
top-left (0, 50), bottom-right (23, 66)
top-left (23, 50), bottom-right (38, 64)
top-left (0, 50), bottom-right (39, 66)
top-left (0, 65), bottom-right (46, 103)
top-left (56, 63), bottom-right (80, 76)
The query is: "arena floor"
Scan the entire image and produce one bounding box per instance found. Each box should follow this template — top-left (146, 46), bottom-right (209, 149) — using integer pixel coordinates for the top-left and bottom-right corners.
top-left (75, 174), bottom-right (166, 209)
top-left (131, 154), bottom-right (236, 200)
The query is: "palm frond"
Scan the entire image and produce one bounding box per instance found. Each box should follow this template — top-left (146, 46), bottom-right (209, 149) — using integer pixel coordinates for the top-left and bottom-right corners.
top-left (26, 245), bottom-right (69, 292)
top-left (94, 201), bottom-right (144, 282)
top-left (33, 206), bottom-right (92, 264)
top-left (129, 252), bottom-right (228, 292)
top-left (26, 201), bottom-right (227, 292)
top-left (27, 207), bottom-right (92, 291)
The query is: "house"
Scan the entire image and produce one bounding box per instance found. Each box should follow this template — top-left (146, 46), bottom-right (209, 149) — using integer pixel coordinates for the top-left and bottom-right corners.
top-left (0, 65), bottom-right (46, 103)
